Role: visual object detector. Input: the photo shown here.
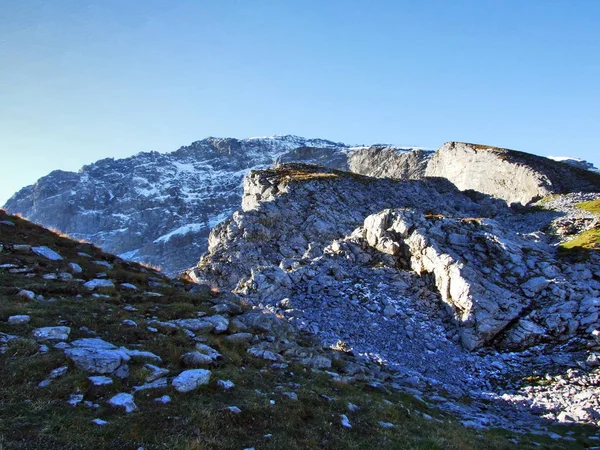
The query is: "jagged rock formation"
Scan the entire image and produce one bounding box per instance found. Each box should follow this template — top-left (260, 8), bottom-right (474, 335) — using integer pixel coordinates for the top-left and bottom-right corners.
top-left (189, 164), bottom-right (504, 290)
top-left (190, 163), bottom-right (600, 352)
top-left (426, 142), bottom-right (600, 206)
top-left (190, 162), bottom-right (600, 431)
top-left (4, 136), bottom-right (426, 274)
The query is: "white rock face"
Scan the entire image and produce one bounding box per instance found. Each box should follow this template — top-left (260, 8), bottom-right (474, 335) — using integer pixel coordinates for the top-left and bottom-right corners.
top-left (31, 246), bottom-right (63, 261)
top-left (33, 326), bottom-right (71, 342)
top-left (361, 210), bottom-right (535, 350)
top-left (425, 142), bottom-right (600, 205)
top-left (172, 369), bottom-right (211, 392)
top-left (108, 393), bottom-right (137, 413)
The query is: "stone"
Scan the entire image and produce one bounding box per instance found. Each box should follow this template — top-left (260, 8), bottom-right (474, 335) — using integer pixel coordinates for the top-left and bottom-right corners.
top-left (226, 406), bottom-right (242, 414)
top-left (224, 332), bottom-right (254, 345)
top-left (94, 260), bottom-right (113, 269)
top-left (108, 393), bottom-right (137, 413)
top-left (65, 338), bottom-right (129, 374)
top-left (133, 378), bottom-right (168, 392)
top-left (172, 369), bottom-right (211, 392)
top-left (521, 277), bottom-right (551, 296)
top-left (31, 246), bottom-right (63, 261)
top-left (120, 283), bottom-right (138, 290)
top-left (33, 326), bottom-right (71, 342)
top-left (84, 279), bottom-right (115, 290)
top-left (16, 290), bottom-right (35, 300)
top-left (194, 343), bottom-right (222, 360)
top-left (8, 315), bottom-right (30, 325)
top-left (300, 356), bottom-right (332, 369)
top-left (155, 395), bottom-right (171, 404)
top-left (282, 391), bottom-right (298, 400)
top-left (145, 364), bottom-right (169, 382)
top-left (92, 418), bottom-right (108, 426)
top-left (89, 376), bottom-right (113, 386)
top-left (340, 414), bottom-right (352, 429)
top-left (383, 305), bottom-right (396, 318)
top-left (181, 352), bottom-right (214, 367)
top-left (171, 318), bottom-right (214, 333)
top-left (38, 366), bottom-right (68, 388)
top-left (248, 346), bottom-right (282, 361)
top-left (69, 263), bottom-right (83, 273)
top-left (204, 315), bottom-right (229, 333)
top-left (68, 394), bottom-right (84, 406)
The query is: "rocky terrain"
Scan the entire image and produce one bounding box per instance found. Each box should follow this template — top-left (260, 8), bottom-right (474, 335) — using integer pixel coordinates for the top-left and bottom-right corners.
top-left (3, 136), bottom-right (427, 275)
top-left (3, 136), bottom-right (600, 448)
top-left (189, 162), bottom-right (600, 438)
top-left (1, 209), bottom-right (570, 450)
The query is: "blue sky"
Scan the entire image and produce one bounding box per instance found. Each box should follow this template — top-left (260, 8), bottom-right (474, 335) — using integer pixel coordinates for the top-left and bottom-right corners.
top-left (1, 0), bottom-right (599, 205)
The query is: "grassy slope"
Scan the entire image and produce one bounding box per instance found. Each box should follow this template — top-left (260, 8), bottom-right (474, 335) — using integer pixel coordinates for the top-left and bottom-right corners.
top-left (0, 210), bottom-right (592, 449)
top-left (559, 200), bottom-right (600, 253)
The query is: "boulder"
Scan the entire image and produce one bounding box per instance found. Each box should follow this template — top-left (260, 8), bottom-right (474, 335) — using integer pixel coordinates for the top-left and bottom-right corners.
top-left (33, 326), bottom-right (71, 342)
top-left (172, 369), bottom-right (211, 392)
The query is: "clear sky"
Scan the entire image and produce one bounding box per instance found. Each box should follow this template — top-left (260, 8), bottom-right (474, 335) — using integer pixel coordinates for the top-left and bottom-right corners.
top-left (1, 0), bottom-right (599, 205)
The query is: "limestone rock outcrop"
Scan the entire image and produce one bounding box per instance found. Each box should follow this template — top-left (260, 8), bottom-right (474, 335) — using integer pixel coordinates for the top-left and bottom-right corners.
top-left (425, 142), bottom-right (600, 205)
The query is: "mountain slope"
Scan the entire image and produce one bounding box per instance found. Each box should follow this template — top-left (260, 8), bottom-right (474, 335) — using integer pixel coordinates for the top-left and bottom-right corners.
top-left (4, 136), bottom-right (427, 275)
top-left (1, 209), bottom-right (562, 449)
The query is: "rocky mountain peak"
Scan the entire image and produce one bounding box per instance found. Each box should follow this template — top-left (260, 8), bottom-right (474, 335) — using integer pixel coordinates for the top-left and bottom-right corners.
top-left (3, 136), bottom-right (427, 274)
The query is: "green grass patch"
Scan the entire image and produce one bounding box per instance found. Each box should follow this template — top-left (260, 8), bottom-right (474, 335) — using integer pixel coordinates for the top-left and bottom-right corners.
top-left (577, 199), bottom-right (600, 215)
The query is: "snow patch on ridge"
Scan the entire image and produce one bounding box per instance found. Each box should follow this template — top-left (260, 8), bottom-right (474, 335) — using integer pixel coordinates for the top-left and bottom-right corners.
top-left (154, 223), bottom-right (207, 244)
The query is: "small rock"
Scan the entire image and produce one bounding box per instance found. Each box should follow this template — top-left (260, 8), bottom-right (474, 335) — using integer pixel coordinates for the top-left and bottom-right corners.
top-left (68, 394), bottom-right (84, 406)
top-left (16, 290), bottom-right (35, 300)
top-left (38, 366), bottom-right (68, 388)
top-left (145, 364), bottom-right (169, 382)
top-left (383, 305), bottom-right (396, 318)
top-left (93, 260), bottom-right (113, 269)
top-left (120, 283), bottom-right (138, 290)
top-left (181, 352), bottom-right (214, 367)
top-left (108, 393), bottom-right (137, 413)
top-left (224, 332), bottom-right (254, 345)
top-left (172, 369), bottom-right (211, 392)
top-left (226, 406), bottom-right (242, 414)
top-left (282, 391), bottom-right (298, 400)
top-left (92, 418), bottom-right (108, 426)
top-left (84, 279), bottom-right (114, 290)
top-left (89, 376), bottom-right (113, 386)
top-left (204, 315), bottom-right (229, 333)
top-left (31, 246), bottom-right (63, 261)
top-left (218, 379), bottom-right (235, 390)
top-left (154, 395), bottom-right (171, 404)
top-left (133, 377), bottom-right (168, 392)
top-left (33, 326), bottom-right (71, 342)
top-left (8, 315), bottom-right (30, 325)
top-left (69, 263), bottom-right (83, 274)
top-left (340, 414), bottom-right (352, 429)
